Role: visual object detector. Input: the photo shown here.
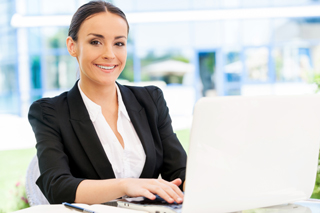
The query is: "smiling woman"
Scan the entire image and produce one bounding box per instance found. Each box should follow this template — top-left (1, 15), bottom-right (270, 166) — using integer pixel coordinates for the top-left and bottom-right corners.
top-left (28, 0), bottom-right (187, 206)
top-left (67, 11), bottom-right (128, 93)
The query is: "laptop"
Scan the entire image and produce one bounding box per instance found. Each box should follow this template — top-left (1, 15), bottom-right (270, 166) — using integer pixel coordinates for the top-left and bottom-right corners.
top-left (117, 95), bottom-right (320, 213)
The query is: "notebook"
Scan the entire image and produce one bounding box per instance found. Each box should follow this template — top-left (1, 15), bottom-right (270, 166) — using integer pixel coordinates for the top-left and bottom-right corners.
top-left (118, 95), bottom-right (320, 213)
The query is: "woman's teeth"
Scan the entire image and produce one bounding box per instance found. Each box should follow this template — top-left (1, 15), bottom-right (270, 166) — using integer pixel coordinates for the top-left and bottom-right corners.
top-left (97, 65), bottom-right (115, 70)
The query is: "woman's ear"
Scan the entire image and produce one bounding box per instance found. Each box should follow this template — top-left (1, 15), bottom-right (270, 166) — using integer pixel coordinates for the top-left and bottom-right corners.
top-left (66, 36), bottom-right (77, 57)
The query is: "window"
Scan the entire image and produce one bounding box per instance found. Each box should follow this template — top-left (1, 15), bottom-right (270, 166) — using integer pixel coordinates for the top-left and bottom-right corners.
top-left (244, 47), bottom-right (269, 82)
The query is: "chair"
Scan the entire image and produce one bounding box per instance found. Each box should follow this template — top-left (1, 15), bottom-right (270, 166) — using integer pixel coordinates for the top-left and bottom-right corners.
top-left (25, 155), bottom-right (50, 206)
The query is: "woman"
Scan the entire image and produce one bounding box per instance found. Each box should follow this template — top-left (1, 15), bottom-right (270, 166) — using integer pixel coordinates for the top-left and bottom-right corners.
top-left (28, 0), bottom-right (187, 205)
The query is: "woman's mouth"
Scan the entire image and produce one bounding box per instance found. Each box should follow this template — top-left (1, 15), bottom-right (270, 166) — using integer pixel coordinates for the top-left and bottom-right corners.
top-left (95, 64), bottom-right (117, 71)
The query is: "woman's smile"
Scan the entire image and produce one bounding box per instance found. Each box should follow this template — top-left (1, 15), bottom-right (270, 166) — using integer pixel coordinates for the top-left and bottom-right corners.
top-left (95, 64), bottom-right (118, 73)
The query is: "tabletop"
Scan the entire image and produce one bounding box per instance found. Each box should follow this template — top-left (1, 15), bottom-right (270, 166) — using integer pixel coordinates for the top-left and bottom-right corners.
top-left (11, 200), bottom-right (320, 213)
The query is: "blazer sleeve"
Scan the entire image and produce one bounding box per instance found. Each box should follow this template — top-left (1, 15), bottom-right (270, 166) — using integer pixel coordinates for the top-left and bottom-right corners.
top-left (28, 99), bottom-right (84, 204)
top-left (147, 87), bottom-right (187, 190)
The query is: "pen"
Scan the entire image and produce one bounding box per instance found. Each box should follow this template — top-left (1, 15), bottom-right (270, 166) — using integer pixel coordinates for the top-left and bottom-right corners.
top-left (62, 202), bottom-right (96, 213)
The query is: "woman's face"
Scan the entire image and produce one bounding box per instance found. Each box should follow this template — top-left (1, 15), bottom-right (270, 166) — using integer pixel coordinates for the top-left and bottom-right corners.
top-left (67, 12), bottom-right (127, 87)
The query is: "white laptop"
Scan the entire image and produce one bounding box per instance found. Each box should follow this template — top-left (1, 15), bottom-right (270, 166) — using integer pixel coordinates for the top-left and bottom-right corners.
top-left (118, 95), bottom-right (320, 213)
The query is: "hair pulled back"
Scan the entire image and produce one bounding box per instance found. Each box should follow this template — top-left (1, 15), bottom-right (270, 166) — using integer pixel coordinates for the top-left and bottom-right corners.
top-left (68, 0), bottom-right (129, 41)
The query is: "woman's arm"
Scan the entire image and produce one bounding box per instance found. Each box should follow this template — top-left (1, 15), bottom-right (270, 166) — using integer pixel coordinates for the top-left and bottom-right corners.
top-left (29, 99), bottom-right (85, 204)
top-left (146, 87), bottom-right (187, 190)
top-left (75, 178), bottom-right (184, 204)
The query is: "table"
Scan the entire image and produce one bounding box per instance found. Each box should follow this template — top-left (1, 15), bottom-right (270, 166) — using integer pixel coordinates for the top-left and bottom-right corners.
top-left (11, 200), bottom-right (320, 213)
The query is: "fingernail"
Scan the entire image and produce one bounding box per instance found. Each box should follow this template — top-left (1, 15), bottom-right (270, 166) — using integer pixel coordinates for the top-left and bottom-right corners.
top-left (169, 198), bottom-right (174, 202)
top-left (177, 198), bottom-right (183, 202)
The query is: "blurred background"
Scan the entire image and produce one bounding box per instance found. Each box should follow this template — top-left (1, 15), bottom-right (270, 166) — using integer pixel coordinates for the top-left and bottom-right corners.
top-left (1, 0), bottom-right (320, 212)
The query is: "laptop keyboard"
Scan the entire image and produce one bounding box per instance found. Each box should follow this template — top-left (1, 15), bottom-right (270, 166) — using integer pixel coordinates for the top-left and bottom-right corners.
top-left (129, 195), bottom-right (183, 211)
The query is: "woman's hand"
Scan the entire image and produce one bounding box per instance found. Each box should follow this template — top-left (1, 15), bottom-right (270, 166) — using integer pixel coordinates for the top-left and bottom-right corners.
top-left (121, 178), bottom-right (184, 204)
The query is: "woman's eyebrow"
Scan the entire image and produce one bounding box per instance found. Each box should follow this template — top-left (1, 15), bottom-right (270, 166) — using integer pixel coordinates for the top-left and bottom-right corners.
top-left (87, 33), bottom-right (104, 38)
top-left (87, 34), bottom-right (127, 40)
top-left (115, 36), bottom-right (127, 39)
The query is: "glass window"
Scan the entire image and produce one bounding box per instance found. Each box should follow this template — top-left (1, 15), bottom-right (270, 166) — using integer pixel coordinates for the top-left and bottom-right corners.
top-left (113, 0), bottom-right (135, 12)
top-left (0, 63), bottom-right (17, 93)
top-left (272, 0), bottom-right (314, 7)
top-left (299, 18), bottom-right (320, 40)
top-left (193, 21), bottom-right (222, 48)
top-left (224, 50), bottom-right (242, 95)
top-left (28, 28), bottom-right (42, 54)
top-left (242, 0), bottom-right (271, 7)
top-left (140, 49), bottom-right (192, 85)
top-left (42, 27), bottom-right (69, 50)
top-left (0, 63), bottom-right (19, 114)
top-left (135, 23), bottom-right (191, 49)
top-left (0, 3), bottom-right (8, 25)
top-left (26, 0), bottom-right (77, 15)
top-left (244, 47), bottom-right (269, 82)
top-left (242, 19), bottom-right (271, 46)
top-left (26, 0), bottom-right (40, 15)
top-left (134, 0), bottom-right (190, 11)
top-left (0, 3), bottom-right (6, 14)
top-left (198, 52), bottom-right (216, 96)
top-left (274, 45), bottom-right (319, 82)
top-left (225, 51), bottom-right (242, 82)
top-left (0, 30), bottom-right (17, 60)
top-left (273, 19), bottom-right (299, 42)
top-left (223, 20), bottom-right (241, 46)
top-left (221, 0), bottom-right (241, 8)
top-left (30, 55), bottom-right (42, 101)
top-left (274, 18), bottom-right (320, 43)
top-left (191, 0), bottom-right (220, 9)
top-left (45, 55), bottom-right (78, 90)
top-left (30, 55), bottom-right (42, 89)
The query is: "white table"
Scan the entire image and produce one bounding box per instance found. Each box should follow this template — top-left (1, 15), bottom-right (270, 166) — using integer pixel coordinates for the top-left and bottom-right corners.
top-left (11, 200), bottom-right (320, 213)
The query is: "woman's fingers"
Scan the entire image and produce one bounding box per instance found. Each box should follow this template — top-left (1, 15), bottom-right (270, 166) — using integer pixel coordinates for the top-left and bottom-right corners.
top-left (154, 179), bottom-right (183, 203)
top-left (171, 178), bottom-right (182, 186)
top-left (140, 188), bottom-right (156, 200)
top-left (122, 178), bottom-right (184, 204)
top-left (161, 178), bottom-right (184, 201)
top-left (148, 185), bottom-right (174, 203)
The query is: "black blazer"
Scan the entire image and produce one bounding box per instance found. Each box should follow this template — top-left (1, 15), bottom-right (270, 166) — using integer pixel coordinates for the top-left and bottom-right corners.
top-left (28, 81), bottom-right (187, 204)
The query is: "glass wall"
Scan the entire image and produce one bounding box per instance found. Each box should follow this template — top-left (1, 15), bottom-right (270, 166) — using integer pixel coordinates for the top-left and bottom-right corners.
top-left (273, 18), bottom-right (320, 83)
top-left (0, 0), bottom-right (19, 114)
top-left (2, 0), bottom-right (320, 116)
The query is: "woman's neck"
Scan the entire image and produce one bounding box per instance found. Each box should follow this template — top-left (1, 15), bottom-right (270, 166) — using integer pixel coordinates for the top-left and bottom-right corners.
top-left (78, 78), bottom-right (117, 108)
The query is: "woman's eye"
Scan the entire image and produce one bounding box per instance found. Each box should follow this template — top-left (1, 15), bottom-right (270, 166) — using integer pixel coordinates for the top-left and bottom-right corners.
top-left (115, 42), bottom-right (125, 46)
top-left (91, 40), bottom-right (101, 45)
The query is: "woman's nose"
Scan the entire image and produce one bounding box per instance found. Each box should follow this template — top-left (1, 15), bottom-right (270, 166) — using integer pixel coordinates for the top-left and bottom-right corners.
top-left (102, 45), bottom-right (115, 59)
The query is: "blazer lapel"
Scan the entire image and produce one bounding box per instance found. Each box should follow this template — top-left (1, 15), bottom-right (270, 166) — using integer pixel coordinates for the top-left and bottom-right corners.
top-left (67, 82), bottom-right (115, 179)
top-left (118, 83), bottom-right (156, 178)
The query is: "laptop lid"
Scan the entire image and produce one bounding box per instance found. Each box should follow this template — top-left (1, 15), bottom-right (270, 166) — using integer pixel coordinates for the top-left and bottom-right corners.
top-left (183, 95), bottom-right (320, 213)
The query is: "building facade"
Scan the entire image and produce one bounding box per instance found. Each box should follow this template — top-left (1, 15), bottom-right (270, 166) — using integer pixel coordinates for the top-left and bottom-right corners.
top-left (1, 0), bottom-right (320, 116)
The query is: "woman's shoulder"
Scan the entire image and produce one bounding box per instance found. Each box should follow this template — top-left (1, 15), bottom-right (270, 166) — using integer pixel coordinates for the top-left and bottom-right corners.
top-left (29, 91), bottom-right (69, 115)
top-left (120, 84), bottom-right (164, 99)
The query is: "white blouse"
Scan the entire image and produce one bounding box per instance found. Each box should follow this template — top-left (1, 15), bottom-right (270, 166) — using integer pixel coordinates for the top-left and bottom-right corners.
top-left (78, 82), bottom-right (146, 178)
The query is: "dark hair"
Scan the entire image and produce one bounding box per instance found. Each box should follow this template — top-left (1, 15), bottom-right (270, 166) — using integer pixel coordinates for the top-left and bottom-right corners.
top-left (68, 0), bottom-right (129, 41)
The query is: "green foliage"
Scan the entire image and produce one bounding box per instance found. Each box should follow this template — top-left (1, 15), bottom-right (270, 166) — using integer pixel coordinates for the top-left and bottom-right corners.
top-left (311, 150), bottom-right (320, 199)
top-left (312, 73), bottom-right (320, 93)
top-left (10, 181), bottom-right (30, 211)
top-left (119, 55), bottom-right (134, 81)
top-left (175, 129), bottom-right (190, 153)
top-left (0, 148), bottom-right (36, 212)
top-left (47, 28), bottom-right (69, 49)
top-left (309, 74), bottom-right (320, 198)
